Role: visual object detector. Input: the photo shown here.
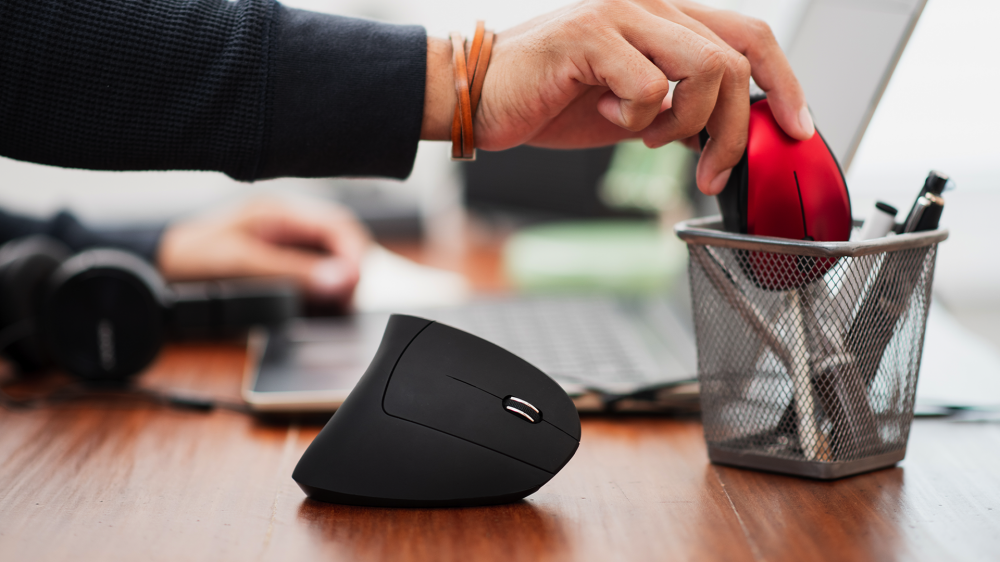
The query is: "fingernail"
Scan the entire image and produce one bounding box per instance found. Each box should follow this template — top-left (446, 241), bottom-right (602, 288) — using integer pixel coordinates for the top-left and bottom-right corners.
top-left (310, 259), bottom-right (349, 295)
top-left (799, 106), bottom-right (815, 138)
top-left (709, 168), bottom-right (732, 196)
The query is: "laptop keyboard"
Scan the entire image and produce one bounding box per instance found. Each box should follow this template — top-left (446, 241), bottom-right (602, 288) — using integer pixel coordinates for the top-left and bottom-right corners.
top-left (410, 295), bottom-right (696, 393)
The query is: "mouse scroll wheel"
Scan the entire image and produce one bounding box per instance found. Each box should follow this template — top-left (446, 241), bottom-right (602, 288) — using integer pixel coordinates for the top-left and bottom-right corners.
top-left (502, 396), bottom-right (542, 424)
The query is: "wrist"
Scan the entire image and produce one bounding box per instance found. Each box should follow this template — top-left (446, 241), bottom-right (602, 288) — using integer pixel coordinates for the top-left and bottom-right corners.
top-left (421, 36), bottom-right (455, 141)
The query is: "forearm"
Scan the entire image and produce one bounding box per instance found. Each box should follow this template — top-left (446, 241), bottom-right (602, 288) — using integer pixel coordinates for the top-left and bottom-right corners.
top-left (0, 0), bottom-right (426, 181)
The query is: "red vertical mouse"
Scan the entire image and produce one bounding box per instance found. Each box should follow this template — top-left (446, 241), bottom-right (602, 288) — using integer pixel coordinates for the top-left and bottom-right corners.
top-left (701, 97), bottom-right (852, 289)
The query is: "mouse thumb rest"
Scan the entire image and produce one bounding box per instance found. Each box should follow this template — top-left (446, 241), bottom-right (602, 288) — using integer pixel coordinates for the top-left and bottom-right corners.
top-left (292, 314), bottom-right (581, 508)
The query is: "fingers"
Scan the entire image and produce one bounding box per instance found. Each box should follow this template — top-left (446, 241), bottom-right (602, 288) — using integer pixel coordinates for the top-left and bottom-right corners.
top-left (585, 6), bottom-right (749, 194)
top-left (676, 3), bottom-right (814, 140)
top-left (157, 198), bottom-right (368, 304)
top-left (590, 34), bottom-right (672, 132)
top-left (309, 258), bottom-right (357, 301)
top-left (237, 200), bottom-right (370, 300)
top-left (478, 0), bottom-right (812, 160)
top-left (608, 11), bottom-right (747, 194)
top-left (313, 207), bottom-right (371, 266)
top-left (610, 15), bottom-right (727, 143)
top-left (628, 1), bottom-right (751, 194)
top-left (621, 1), bottom-right (809, 193)
top-left (529, 87), bottom-right (644, 148)
top-left (234, 237), bottom-right (359, 301)
top-left (695, 49), bottom-right (750, 195)
top-left (241, 199), bottom-right (371, 264)
top-left (158, 218), bottom-right (360, 303)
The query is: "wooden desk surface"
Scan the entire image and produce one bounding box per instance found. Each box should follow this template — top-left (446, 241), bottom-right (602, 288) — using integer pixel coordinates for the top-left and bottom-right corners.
top-left (2, 239), bottom-right (999, 561)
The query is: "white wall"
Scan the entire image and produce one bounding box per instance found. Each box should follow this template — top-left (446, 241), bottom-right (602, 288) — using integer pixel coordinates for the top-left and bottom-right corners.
top-left (845, 0), bottom-right (1000, 307)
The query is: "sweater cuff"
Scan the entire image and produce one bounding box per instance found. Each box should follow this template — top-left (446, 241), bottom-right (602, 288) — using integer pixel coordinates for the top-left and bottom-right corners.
top-left (258, 7), bottom-right (427, 180)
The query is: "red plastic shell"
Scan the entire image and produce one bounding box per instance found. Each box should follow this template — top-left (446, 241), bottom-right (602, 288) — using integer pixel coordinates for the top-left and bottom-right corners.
top-left (744, 100), bottom-right (852, 290)
top-left (746, 100), bottom-right (851, 242)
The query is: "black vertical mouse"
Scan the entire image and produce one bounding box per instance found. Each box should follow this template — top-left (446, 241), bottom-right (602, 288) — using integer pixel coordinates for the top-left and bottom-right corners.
top-left (292, 314), bottom-right (581, 507)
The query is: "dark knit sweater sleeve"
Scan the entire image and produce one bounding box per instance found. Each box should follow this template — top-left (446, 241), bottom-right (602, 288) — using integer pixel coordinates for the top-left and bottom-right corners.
top-left (0, 0), bottom-right (426, 181)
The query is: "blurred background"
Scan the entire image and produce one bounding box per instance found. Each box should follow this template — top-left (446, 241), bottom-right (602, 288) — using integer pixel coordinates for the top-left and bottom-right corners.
top-left (1, 0), bottom-right (997, 344)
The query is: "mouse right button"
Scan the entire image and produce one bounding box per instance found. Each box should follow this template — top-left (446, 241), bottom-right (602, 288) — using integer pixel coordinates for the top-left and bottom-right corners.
top-left (382, 321), bottom-right (581, 472)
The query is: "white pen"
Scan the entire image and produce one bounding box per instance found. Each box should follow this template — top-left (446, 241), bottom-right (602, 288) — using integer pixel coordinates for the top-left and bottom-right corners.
top-left (857, 202), bottom-right (899, 241)
top-left (827, 202), bottom-right (899, 340)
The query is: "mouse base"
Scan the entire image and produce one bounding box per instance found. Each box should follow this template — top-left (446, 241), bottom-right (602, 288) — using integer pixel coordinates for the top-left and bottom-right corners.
top-left (297, 483), bottom-right (543, 508)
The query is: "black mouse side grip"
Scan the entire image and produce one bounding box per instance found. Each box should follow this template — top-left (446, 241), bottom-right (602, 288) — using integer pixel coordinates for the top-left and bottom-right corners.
top-left (699, 94), bottom-right (766, 234)
top-left (292, 315), bottom-right (564, 507)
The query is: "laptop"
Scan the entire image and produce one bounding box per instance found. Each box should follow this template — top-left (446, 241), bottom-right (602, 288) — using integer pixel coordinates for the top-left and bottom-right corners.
top-left (242, 0), bottom-right (928, 414)
top-left (783, 0), bottom-right (927, 169)
top-left (243, 290), bottom-right (701, 413)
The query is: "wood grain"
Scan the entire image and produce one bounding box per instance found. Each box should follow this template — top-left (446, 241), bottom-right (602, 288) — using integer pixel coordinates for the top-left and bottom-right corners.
top-left (2, 341), bottom-right (998, 562)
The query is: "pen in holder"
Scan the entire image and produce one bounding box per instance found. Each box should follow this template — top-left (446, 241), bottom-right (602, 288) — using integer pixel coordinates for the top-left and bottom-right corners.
top-left (691, 246), bottom-right (832, 461)
top-left (677, 216), bottom-right (947, 479)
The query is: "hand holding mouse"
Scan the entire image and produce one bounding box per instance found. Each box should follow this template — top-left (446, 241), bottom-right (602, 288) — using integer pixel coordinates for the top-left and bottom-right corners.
top-left (421, 0), bottom-right (815, 196)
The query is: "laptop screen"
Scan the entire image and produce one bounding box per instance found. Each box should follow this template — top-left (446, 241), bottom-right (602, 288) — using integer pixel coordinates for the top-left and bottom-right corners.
top-left (783, 0), bottom-right (927, 170)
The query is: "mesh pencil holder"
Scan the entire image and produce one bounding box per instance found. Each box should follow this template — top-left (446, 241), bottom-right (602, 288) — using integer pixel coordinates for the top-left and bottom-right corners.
top-left (675, 216), bottom-right (948, 479)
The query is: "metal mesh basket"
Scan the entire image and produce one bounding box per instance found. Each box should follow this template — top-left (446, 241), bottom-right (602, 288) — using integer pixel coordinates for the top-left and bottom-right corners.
top-left (675, 217), bottom-right (949, 479)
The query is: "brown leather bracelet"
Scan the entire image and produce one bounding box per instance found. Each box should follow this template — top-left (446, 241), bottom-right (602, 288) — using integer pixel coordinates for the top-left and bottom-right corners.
top-left (450, 22), bottom-right (493, 161)
top-left (466, 21), bottom-right (486, 84)
top-left (469, 30), bottom-right (493, 118)
top-left (450, 31), bottom-right (474, 161)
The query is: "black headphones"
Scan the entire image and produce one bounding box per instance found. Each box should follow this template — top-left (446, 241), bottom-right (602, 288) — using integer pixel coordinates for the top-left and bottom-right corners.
top-left (0, 235), bottom-right (299, 382)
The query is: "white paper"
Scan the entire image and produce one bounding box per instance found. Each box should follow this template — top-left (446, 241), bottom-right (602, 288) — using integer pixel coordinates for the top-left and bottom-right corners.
top-left (353, 245), bottom-right (471, 312)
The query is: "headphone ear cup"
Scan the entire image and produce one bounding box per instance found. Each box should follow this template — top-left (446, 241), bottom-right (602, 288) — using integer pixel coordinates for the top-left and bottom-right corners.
top-left (0, 236), bottom-right (71, 371)
top-left (42, 249), bottom-right (168, 382)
